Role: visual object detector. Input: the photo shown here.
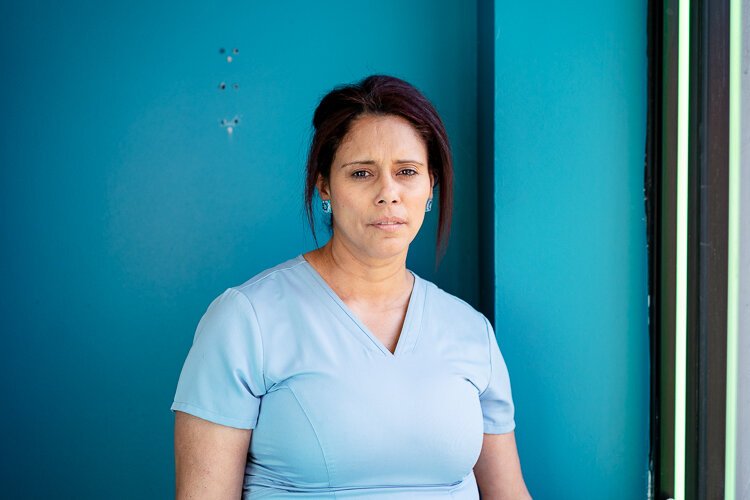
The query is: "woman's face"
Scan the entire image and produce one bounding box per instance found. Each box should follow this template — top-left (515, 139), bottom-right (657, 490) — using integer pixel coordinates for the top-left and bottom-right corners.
top-left (318, 114), bottom-right (434, 261)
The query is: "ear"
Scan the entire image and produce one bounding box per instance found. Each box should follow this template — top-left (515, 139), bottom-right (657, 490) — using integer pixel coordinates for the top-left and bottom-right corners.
top-left (429, 171), bottom-right (436, 197)
top-left (316, 174), bottom-right (331, 199)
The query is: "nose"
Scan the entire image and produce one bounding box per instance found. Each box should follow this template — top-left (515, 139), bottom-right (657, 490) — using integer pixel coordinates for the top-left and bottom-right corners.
top-left (376, 174), bottom-right (400, 205)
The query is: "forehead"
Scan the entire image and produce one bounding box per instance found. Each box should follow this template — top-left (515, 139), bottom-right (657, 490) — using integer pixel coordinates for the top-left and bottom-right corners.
top-left (335, 114), bottom-right (427, 159)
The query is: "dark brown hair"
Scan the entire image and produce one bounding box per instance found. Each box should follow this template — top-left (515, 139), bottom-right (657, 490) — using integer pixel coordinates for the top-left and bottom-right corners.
top-left (304, 74), bottom-right (454, 263)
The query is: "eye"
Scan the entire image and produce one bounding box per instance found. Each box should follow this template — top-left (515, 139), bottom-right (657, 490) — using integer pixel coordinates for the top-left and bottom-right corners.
top-left (399, 168), bottom-right (418, 176)
top-left (351, 170), bottom-right (371, 179)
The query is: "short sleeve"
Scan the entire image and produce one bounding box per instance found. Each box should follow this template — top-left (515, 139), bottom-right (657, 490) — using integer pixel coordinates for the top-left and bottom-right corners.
top-left (170, 287), bottom-right (266, 429)
top-left (478, 316), bottom-right (516, 434)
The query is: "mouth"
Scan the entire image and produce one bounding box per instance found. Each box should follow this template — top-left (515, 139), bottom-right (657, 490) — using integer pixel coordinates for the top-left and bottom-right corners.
top-left (371, 217), bottom-right (407, 225)
top-left (371, 222), bottom-right (404, 232)
top-left (370, 217), bottom-right (407, 231)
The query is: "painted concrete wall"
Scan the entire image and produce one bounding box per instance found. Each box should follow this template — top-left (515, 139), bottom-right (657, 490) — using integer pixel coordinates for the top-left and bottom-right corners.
top-left (0, 1), bottom-right (480, 497)
top-left (492, 1), bottom-right (650, 497)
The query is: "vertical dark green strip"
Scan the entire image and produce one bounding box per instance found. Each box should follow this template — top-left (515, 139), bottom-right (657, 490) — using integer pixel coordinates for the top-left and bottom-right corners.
top-left (686, 0), bottom-right (730, 497)
top-left (698, 0), bottom-right (730, 492)
top-left (684, 0), bottom-right (701, 492)
top-left (477, 0), bottom-right (495, 324)
top-left (646, 0), bottom-right (664, 493)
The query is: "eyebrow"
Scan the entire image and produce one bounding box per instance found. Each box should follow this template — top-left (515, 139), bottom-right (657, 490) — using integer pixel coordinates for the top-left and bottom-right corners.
top-left (340, 159), bottom-right (424, 168)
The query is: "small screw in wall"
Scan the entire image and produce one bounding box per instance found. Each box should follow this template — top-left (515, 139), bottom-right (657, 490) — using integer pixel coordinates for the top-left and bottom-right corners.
top-left (219, 46), bottom-right (237, 62)
top-left (219, 115), bottom-right (241, 135)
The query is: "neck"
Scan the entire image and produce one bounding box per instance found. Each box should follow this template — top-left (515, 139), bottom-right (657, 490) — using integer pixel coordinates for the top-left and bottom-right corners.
top-left (305, 236), bottom-right (412, 305)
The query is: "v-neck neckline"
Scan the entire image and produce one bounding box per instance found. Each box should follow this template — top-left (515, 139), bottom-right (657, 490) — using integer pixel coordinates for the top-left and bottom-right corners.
top-left (296, 254), bottom-right (423, 357)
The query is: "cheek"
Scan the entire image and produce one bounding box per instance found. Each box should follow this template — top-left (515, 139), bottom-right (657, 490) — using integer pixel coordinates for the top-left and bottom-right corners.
top-left (333, 193), bottom-right (361, 217)
top-left (412, 196), bottom-right (432, 226)
top-left (411, 210), bottom-right (427, 229)
top-left (330, 193), bottom-right (368, 231)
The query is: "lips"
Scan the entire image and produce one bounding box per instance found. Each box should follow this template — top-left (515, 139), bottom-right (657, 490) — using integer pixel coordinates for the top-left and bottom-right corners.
top-left (370, 217), bottom-right (406, 225)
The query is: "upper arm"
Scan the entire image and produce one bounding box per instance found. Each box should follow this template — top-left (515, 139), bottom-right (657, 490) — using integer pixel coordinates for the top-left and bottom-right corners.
top-left (473, 431), bottom-right (531, 500)
top-left (174, 410), bottom-right (252, 500)
top-left (170, 288), bottom-right (266, 497)
top-left (479, 316), bottom-right (515, 434)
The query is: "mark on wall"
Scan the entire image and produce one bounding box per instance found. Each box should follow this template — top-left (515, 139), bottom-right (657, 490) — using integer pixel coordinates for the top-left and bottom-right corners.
top-left (219, 115), bottom-right (241, 135)
top-left (218, 47), bottom-right (239, 63)
top-left (218, 47), bottom-right (241, 136)
top-left (218, 82), bottom-right (240, 91)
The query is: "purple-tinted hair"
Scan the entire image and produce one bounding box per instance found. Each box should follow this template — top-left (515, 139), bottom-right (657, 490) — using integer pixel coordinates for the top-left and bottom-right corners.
top-left (304, 74), bottom-right (454, 263)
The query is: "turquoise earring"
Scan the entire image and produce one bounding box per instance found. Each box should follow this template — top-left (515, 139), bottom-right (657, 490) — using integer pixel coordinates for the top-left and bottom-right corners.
top-left (321, 199), bottom-right (332, 214)
top-left (425, 198), bottom-right (433, 213)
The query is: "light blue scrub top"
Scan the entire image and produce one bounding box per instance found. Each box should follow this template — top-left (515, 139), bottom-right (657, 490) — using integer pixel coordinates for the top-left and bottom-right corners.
top-left (171, 255), bottom-right (515, 499)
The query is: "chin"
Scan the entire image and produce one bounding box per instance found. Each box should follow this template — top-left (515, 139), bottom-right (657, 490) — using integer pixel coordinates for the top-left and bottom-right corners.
top-left (363, 241), bottom-right (411, 260)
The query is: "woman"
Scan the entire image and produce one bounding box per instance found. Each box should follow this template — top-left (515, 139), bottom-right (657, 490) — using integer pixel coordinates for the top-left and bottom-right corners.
top-left (171, 75), bottom-right (531, 499)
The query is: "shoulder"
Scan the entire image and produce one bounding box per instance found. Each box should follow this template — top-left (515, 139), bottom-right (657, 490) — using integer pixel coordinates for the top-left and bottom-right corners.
top-left (229, 254), bottom-right (307, 303)
top-left (197, 255), bottom-right (308, 332)
top-left (416, 275), bottom-right (495, 370)
top-left (419, 275), bottom-right (490, 331)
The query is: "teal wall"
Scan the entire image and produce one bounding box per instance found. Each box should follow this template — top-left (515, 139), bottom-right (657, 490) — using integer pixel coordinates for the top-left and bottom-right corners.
top-left (0, 0), bottom-right (649, 498)
top-left (0, 1), bottom-right (480, 498)
top-left (493, 1), bottom-right (650, 497)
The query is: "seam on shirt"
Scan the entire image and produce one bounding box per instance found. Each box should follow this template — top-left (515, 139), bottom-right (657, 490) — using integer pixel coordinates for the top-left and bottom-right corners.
top-left (425, 280), bottom-right (484, 317)
top-left (236, 258), bottom-right (306, 290)
top-left (230, 288), bottom-right (269, 393)
top-left (483, 422), bottom-right (516, 434)
top-left (282, 385), bottom-right (335, 489)
top-left (410, 277), bottom-right (429, 353)
top-left (171, 401), bottom-right (255, 429)
top-left (478, 315), bottom-right (494, 398)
